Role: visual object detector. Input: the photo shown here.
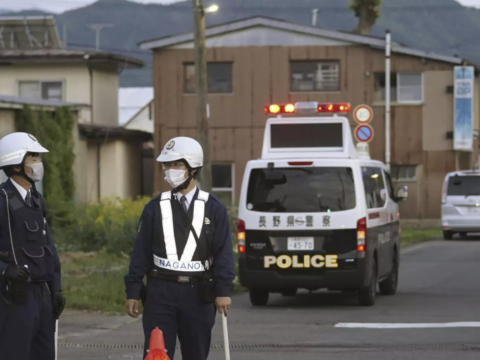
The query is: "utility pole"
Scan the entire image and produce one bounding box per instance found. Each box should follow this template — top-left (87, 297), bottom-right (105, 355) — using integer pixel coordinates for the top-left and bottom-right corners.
top-left (192, 0), bottom-right (212, 192)
top-left (385, 30), bottom-right (391, 172)
top-left (87, 23), bottom-right (114, 50)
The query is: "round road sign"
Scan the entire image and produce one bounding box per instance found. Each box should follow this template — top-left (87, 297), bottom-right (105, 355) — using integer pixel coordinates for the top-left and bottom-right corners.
top-left (355, 124), bottom-right (374, 143)
top-left (353, 105), bottom-right (374, 124)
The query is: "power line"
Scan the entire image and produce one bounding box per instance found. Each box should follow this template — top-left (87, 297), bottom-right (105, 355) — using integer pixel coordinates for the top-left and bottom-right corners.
top-left (67, 42), bottom-right (150, 55)
top-left (8, 0), bottom-right (480, 11)
top-left (209, 0), bottom-right (247, 47)
top-left (7, 1), bottom-right (480, 59)
top-left (86, 23), bottom-right (114, 50)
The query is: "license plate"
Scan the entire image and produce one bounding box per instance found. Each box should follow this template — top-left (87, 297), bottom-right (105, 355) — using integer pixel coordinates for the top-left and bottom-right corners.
top-left (288, 237), bottom-right (314, 251)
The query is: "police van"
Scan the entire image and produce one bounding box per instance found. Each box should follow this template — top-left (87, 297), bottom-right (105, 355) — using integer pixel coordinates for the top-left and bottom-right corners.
top-left (237, 102), bottom-right (408, 306)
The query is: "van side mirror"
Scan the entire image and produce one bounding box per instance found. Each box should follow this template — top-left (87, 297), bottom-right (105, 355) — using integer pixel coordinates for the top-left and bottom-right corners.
top-left (395, 185), bottom-right (408, 202)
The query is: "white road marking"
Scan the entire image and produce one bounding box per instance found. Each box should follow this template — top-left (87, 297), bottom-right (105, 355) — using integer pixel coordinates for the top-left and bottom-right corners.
top-left (335, 322), bottom-right (480, 329)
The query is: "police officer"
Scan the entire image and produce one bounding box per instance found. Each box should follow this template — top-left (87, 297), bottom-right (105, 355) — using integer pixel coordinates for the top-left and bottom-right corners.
top-left (124, 137), bottom-right (235, 360)
top-left (0, 132), bottom-right (65, 360)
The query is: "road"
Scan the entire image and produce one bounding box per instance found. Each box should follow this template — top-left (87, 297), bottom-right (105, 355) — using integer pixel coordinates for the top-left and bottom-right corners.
top-left (58, 239), bottom-right (480, 359)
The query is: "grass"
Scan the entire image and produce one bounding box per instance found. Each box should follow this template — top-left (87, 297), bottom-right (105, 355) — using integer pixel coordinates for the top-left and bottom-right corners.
top-left (400, 227), bottom-right (442, 247)
top-left (61, 250), bottom-right (244, 314)
top-left (61, 251), bottom-right (131, 314)
top-left (60, 227), bottom-right (439, 313)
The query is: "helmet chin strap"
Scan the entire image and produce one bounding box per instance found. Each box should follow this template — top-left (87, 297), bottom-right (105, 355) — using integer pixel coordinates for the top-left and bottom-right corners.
top-left (14, 163), bottom-right (39, 197)
top-left (172, 169), bottom-right (195, 194)
top-left (17, 163), bottom-right (35, 185)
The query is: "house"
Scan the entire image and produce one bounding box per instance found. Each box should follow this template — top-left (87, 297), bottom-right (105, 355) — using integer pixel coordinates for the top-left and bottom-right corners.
top-left (0, 16), bottom-right (152, 203)
top-left (140, 16), bottom-right (479, 222)
top-left (118, 87), bottom-right (155, 196)
top-left (119, 87), bottom-right (154, 133)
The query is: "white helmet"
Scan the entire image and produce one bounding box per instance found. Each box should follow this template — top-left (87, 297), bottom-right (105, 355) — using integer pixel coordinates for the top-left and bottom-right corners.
top-left (0, 132), bottom-right (49, 169)
top-left (157, 137), bottom-right (203, 168)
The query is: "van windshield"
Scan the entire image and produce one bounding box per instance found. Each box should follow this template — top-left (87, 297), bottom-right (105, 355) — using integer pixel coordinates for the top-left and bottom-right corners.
top-left (246, 167), bottom-right (356, 213)
top-left (448, 176), bottom-right (480, 196)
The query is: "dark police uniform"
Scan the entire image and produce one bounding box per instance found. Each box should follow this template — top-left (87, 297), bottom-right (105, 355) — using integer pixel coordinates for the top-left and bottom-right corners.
top-left (125, 188), bottom-right (235, 360)
top-left (0, 179), bottom-right (61, 360)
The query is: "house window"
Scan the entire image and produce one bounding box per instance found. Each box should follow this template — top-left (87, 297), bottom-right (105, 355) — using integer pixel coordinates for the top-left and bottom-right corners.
top-left (184, 63), bottom-right (233, 94)
top-left (362, 167), bottom-right (387, 209)
top-left (290, 61), bottom-right (340, 92)
top-left (184, 65), bottom-right (195, 93)
top-left (19, 81), bottom-right (63, 101)
top-left (374, 73), bottom-right (423, 103)
top-left (391, 165), bottom-right (416, 182)
top-left (19, 81), bottom-right (41, 99)
top-left (398, 73), bottom-right (423, 103)
top-left (212, 163), bottom-right (234, 206)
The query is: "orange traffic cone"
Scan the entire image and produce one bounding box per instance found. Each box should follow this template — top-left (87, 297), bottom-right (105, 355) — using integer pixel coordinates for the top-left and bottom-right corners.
top-left (144, 327), bottom-right (170, 360)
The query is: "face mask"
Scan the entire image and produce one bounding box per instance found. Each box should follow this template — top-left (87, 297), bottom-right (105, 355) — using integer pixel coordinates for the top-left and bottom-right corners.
top-left (164, 169), bottom-right (187, 188)
top-left (25, 162), bottom-right (44, 182)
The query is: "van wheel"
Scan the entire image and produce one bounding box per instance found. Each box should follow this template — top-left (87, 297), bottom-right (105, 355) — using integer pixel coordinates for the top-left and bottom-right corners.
top-left (249, 289), bottom-right (269, 306)
top-left (379, 254), bottom-right (398, 295)
top-left (358, 259), bottom-right (377, 306)
top-left (281, 288), bottom-right (297, 297)
top-left (443, 231), bottom-right (453, 240)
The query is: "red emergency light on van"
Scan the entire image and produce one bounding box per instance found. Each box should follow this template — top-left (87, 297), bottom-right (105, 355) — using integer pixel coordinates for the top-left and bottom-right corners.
top-left (264, 102), bottom-right (351, 115)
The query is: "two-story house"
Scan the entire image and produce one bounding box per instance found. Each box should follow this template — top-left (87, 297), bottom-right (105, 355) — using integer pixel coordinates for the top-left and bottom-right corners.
top-left (0, 16), bottom-right (151, 202)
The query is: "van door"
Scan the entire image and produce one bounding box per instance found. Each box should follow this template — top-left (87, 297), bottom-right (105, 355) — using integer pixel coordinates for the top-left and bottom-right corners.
top-left (384, 170), bottom-right (399, 272)
top-left (242, 164), bottom-right (360, 277)
top-left (361, 166), bottom-right (390, 278)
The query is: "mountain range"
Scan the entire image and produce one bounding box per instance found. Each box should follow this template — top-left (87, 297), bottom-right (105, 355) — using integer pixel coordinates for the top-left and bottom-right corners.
top-left (3, 0), bottom-right (480, 87)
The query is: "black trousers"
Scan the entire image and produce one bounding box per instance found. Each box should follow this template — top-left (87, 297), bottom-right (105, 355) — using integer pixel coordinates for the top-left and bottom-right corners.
top-left (142, 278), bottom-right (216, 360)
top-left (0, 282), bottom-right (55, 360)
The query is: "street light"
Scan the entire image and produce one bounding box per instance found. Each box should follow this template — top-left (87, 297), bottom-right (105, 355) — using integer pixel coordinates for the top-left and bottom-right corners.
top-left (205, 4), bottom-right (219, 13)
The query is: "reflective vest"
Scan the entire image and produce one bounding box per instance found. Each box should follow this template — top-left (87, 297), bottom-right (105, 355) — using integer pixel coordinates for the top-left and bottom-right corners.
top-left (153, 190), bottom-right (210, 275)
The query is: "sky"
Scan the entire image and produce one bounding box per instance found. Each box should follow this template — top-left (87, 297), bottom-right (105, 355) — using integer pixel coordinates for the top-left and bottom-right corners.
top-left (1, 0), bottom-right (480, 14)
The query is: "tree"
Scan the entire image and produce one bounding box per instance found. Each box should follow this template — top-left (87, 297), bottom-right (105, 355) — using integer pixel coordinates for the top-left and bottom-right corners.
top-left (349, 0), bottom-right (383, 35)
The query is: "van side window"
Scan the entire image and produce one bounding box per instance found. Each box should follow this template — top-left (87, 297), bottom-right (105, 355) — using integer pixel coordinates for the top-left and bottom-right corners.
top-left (384, 171), bottom-right (395, 200)
top-left (362, 167), bottom-right (387, 209)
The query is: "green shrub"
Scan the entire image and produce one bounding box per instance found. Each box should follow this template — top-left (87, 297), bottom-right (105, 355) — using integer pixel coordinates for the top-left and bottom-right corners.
top-left (227, 204), bottom-right (239, 251)
top-left (16, 107), bottom-right (76, 230)
top-left (51, 196), bottom-right (242, 266)
top-left (54, 196), bottom-right (151, 254)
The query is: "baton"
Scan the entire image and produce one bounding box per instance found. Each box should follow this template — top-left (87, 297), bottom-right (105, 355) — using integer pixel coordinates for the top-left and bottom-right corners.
top-left (55, 320), bottom-right (58, 360)
top-left (222, 313), bottom-right (230, 360)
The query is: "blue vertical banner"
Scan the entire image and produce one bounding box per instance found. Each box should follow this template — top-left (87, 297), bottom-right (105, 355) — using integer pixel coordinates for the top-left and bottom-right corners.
top-left (454, 66), bottom-right (474, 151)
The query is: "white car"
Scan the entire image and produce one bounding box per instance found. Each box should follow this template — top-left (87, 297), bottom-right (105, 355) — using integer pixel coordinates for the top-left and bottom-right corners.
top-left (441, 170), bottom-right (480, 240)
